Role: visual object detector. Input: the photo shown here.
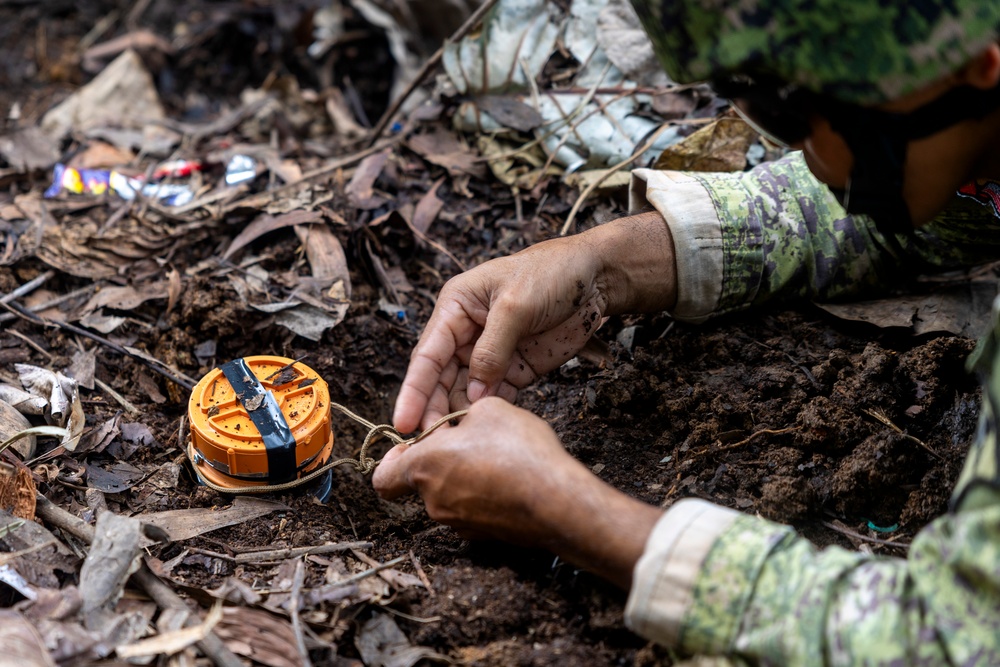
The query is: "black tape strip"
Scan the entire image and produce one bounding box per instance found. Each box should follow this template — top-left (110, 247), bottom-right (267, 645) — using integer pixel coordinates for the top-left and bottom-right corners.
top-left (219, 358), bottom-right (297, 483)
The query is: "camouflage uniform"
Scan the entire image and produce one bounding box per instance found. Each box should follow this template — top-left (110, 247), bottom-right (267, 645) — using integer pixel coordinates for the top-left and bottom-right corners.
top-left (626, 155), bottom-right (1000, 664)
top-left (621, 1), bottom-right (1000, 663)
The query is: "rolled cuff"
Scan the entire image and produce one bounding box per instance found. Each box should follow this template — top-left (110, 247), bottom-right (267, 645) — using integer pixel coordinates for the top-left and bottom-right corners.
top-left (629, 168), bottom-right (724, 322)
top-left (625, 498), bottom-right (741, 648)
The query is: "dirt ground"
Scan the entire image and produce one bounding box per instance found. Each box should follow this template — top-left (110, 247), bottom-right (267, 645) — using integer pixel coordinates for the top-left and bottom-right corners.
top-left (0, 2), bottom-right (983, 666)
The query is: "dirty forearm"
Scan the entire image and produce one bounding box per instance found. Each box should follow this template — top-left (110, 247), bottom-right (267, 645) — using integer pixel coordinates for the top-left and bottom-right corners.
top-left (536, 466), bottom-right (663, 589)
top-left (577, 211), bottom-right (678, 316)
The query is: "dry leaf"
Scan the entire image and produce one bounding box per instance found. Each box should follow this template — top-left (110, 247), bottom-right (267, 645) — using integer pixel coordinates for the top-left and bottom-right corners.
top-left (412, 177), bottom-right (445, 234)
top-left (41, 50), bottom-right (166, 139)
top-left (474, 95), bottom-right (543, 132)
top-left (166, 268), bottom-right (182, 316)
top-left (0, 127), bottom-right (60, 173)
top-left (0, 465), bottom-right (37, 521)
top-left (68, 348), bottom-right (96, 390)
top-left (294, 223), bottom-right (351, 296)
top-left (116, 602), bottom-right (223, 659)
top-left (346, 150), bottom-right (390, 209)
top-left (0, 400), bottom-right (35, 459)
top-left (407, 129), bottom-right (487, 179)
top-left (0, 610), bottom-right (57, 667)
top-left (223, 210), bottom-right (323, 261)
top-left (213, 606), bottom-right (303, 667)
top-left (653, 117), bottom-right (758, 172)
top-left (81, 283), bottom-right (168, 316)
top-left (79, 512), bottom-right (142, 619)
top-left (68, 141), bottom-right (135, 170)
top-left (815, 281), bottom-right (996, 338)
top-left (137, 496), bottom-right (289, 543)
top-left (355, 614), bottom-right (450, 667)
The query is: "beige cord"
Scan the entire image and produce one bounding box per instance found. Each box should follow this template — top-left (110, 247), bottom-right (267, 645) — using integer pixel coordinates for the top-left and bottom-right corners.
top-left (188, 404), bottom-right (468, 495)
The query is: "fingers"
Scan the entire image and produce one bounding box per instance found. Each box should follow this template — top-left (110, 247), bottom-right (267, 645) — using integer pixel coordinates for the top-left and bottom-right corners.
top-left (467, 296), bottom-right (530, 401)
top-left (371, 443), bottom-right (414, 500)
top-left (393, 300), bottom-right (480, 433)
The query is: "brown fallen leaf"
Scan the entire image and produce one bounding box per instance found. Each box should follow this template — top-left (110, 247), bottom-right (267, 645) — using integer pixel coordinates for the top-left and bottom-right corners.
top-left (412, 177), bottom-right (446, 235)
top-left (474, 95), bottom-right (543, 132)
top-left (0, 463), bottom-right (36, 521)
top-left (213, 606), bottom-right (303, 667)
top-left (0, 127), bottom-right (60, 173)
top-left (407, 128), bottom-right (487, 179)
top-left (346, 150), bottom-right (390, 210)
top-left (355, 614), bottom-right (450, 667)
top-left (815, 281), bottom-right (996, 338)
top-left (223, 209), bottom-right (323, 261)
top-left (294, 223), bottom-right (352, 297)
top-left (653, 117), bottom-right (758, 172)
top-left (68, 141), bottom-right (135, 170)
top-left (0, 400), bottom-right (35, 459)
top-left (79, 283), bottom-right (168, 317)
top-left (137, 496), bottom-right (289, 543)
top-left (0, 610), bottom-right (57, 667)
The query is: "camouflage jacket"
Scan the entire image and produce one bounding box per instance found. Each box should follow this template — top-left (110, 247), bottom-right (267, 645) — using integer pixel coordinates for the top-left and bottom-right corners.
top-left (624, 153), bottom-right (1000, 665)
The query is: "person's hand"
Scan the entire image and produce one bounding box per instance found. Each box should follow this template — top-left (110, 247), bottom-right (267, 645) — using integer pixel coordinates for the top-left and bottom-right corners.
top-left (392, 234), bottom-right (609, 433)
top-left (373, 398), bottom-right (662, 587)
top-left (393, 212), bottom-right (679, 433)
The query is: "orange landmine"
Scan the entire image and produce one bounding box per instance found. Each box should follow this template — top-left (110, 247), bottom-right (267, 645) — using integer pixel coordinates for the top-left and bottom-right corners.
top-left (187, 356), bottom-right (333, 494)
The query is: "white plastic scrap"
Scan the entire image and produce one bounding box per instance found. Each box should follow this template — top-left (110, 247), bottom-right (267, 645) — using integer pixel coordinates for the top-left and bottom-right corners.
top-left (445, 0), bottom-right (684, 171)
top-left (442, 0), bottom-right (561, 94)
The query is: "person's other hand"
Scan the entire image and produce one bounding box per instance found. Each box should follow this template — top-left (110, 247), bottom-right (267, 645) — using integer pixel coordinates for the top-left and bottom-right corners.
top-left (393, 212), bottom-right (678, 434)
top-left (373, 398), bottom-right (661, 587)
top-left (393, 235), bottom-right (607, 433)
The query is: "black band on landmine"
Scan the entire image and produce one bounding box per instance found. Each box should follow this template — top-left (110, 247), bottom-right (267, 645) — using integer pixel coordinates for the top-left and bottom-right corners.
top-left (219, 358), bottom-right (297, 482)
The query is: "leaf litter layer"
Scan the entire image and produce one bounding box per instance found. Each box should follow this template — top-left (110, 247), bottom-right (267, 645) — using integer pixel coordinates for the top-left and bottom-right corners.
top-left (0, 1), bottom-right (986, 665)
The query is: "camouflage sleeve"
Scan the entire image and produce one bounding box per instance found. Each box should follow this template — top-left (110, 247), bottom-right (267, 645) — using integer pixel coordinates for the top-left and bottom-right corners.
top-left (630, 151), bottom-right (1000, 321)
top-left (625, 300), bottom-right (1000, 665)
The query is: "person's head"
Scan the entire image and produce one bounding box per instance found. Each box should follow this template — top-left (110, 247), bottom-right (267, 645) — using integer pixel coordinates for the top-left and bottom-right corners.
top-left (631, 1), bottom-right (1000, 231)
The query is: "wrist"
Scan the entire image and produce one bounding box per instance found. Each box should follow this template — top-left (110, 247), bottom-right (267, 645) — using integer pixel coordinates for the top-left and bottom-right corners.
top-left (533, 462), bottom-right (662, 589)
top-left (585, 212), bottom-right (678, 315)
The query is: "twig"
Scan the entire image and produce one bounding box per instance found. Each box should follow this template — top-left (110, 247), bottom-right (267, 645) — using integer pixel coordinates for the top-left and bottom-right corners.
top-left (223, 135), bottom-right (407, 213)
top-left (0, 270), bottom-right (54, 305)
top-left (382, 607), bottom-right (442, 624)
top-left (366, 0), bottom-right (502, 146)
top-left (0, 284), bottom-right (97, 325)
top-left (33, 495), bottom-right (244, 667)
top-left (0, 539), bottom-right (58, 567)
top-left (688, 426), bottom-right (800, 459)
top-left (821, 520), bottom-right (910, 550)
top-left (560, 122), bottom-right (676, 236)
top-left (186, 545), bottom-right (235, 562)
top-left (0, 300), bottom-right (196, 390)
top-left (409, 549), bottom-right (434, 597)
top-left (94, 377), bottom-right (140, 416)
top-left (290, 559), bottom-right (312, 667)
top-left (862, 408), bottom-right (941, 460)
top-left (234, 541), bottom-right (373, 564)
top-left (337, 555), bottom-right (407, 587)
top-left (6, 328), bottom-right (53, 361)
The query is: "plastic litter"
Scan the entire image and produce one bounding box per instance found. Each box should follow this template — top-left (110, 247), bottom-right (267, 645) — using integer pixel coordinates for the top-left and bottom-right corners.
top-left (444, 0), bottom-right (686, 171)
top-left (44, 163), bottom-right (195, 207)
top-left (224, 154), bottom-right (258, 185)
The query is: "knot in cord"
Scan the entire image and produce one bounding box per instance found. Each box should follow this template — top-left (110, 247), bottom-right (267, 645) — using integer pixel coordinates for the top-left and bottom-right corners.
top-left (187, 402), bottom-right (467, 495)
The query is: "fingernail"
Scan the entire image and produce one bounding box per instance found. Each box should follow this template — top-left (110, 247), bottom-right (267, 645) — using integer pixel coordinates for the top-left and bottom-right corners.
top-left (467, 379), bottom-right (487, 402)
